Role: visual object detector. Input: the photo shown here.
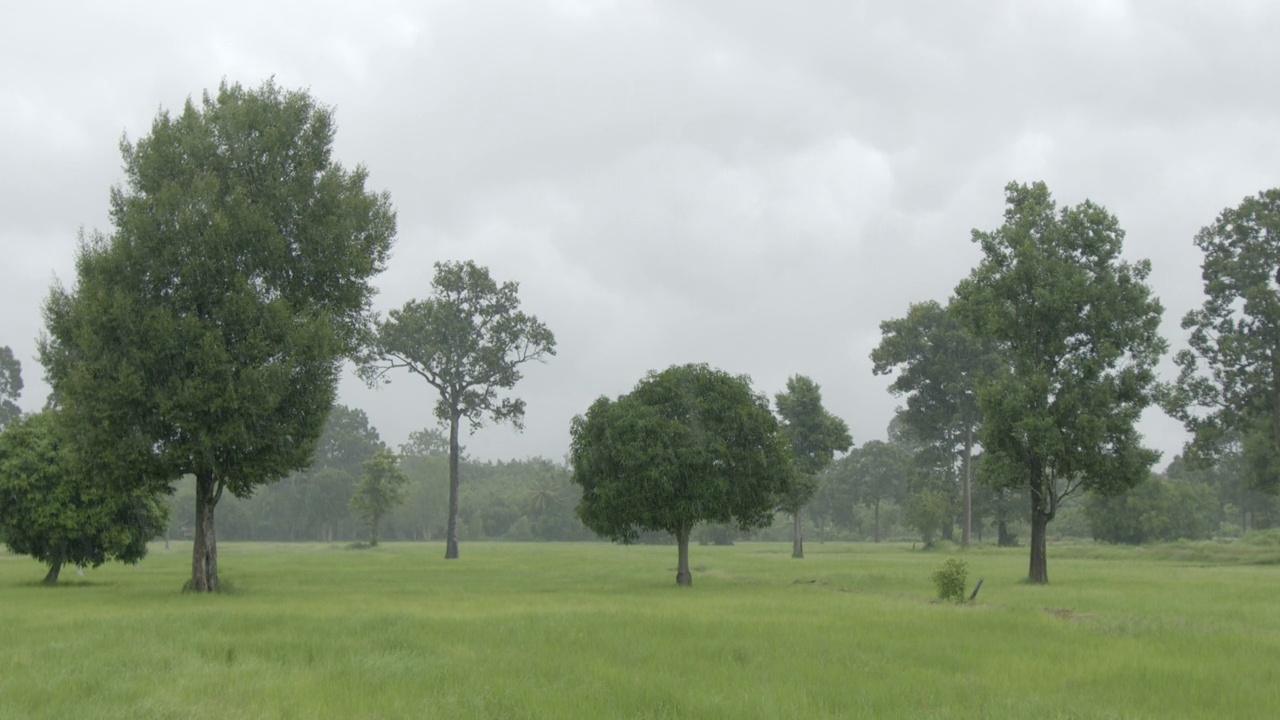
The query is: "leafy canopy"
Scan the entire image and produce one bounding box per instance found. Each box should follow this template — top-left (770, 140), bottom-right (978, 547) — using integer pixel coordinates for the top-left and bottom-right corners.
top-left (1165, 189), bottom-right (1280, 492)
top-left (0, 411), bottom-right (168, 580)
top-left (570, 363), bottom-right (794, 542)
top-left (952, 181), bottom-right (1165, 497)
top-left (350, 448), bottom-right (409, 546)
top-left (774, 374), bottom-right (851, 514)
top-left (39, 78), bottom-right (396, 498)
top-left (0, 345), bottom-right (20, 429)
top-left (363, 260), bottom-right (556, 430)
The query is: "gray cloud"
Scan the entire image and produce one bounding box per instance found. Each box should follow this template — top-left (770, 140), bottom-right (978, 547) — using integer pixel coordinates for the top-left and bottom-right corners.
top-left (5, 0), bottom-right (1280, 465)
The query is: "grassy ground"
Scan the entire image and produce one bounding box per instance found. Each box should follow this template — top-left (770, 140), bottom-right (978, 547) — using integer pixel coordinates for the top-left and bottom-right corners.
top-left (1, 538), bottom-right (1277, 719)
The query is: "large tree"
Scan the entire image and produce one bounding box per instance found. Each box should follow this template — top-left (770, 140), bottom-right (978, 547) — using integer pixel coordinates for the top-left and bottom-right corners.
top-left (0, 345), bottom-right (20, 429)
top-left (871, 300), bottom-right (998, 546)
top-left (40, 80), bottom-right (396, 591)
top-left (0, 411), bottom-right (168, 583)
top-left (361, 260), bottom-right (555, 559)
top-left (774, 375), bottom-right (851, 558)
top-left (569, 363), bottom-right (793, 586)
top-left (1165, 189), bottom-right (1280, 494)
top-left (952, 181), bottom-right (1165, 583)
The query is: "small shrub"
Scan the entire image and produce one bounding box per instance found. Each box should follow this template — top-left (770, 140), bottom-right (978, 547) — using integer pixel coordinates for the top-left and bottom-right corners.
top-left (932, 557), bottom-right (968, 603)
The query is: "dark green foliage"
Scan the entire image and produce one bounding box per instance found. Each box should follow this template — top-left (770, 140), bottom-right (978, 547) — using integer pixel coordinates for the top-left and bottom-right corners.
top-left (362, 260), bottom-right (556, 560)
top-left (952, 181), bottom-right (1166, 583)
top-left (1166, 189), bottom-right (1280, 494)
top-left (0, 412), bottom-right (168, 582)
top-left (570, 363), bottom-right (794, 585)
top-left (1086, 475), bottom-right (1217, 544)
top-left (932, 558), bottom-right (968, 602)
top-left (40, 79), bottom-right (396, 591)
top-left (0, 345), bottom-right (20, 429)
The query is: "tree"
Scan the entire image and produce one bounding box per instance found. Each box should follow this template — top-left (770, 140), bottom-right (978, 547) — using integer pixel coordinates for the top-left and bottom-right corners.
top-left (0, 345), bottom-right (21, 429)
top-left (951, 181), bottom-right (1165, 583)
top-left (40, 80), bottom-right (396, 591)
top-left (402, 427), bottom-right (452, 458)
top-left (350, 448), bottom-right (409, 546)
top-left (774, 375), bottom-right (851, 558)
top-left (0, 411), bottom-right (168, 583)
top-left (834, 439), bottom-right (912, 542)
top-left (299, 405), bottom-right (385, 540)
top-left (871, 300), bottom-right (999, 546)
top-left (361, 260), bottom-right (556, 559)
top-left (570, 363), bottom-right (793, 586)
top-left (1166, 189), bottom-right (1280, 494)
top-left (1084, 474), bottom-right (1216, 544)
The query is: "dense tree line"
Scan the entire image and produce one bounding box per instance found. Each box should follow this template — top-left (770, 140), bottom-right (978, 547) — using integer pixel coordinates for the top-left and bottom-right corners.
top-left (161, 408), bottom-right (591, 544)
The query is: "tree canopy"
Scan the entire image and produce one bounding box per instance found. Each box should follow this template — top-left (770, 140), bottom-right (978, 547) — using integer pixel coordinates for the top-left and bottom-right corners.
top-left (39, 79), bottom-right (396, 591)
top-left (774, 374), bottom-right (851, 558)
top-left (361, 260), bottom-right (556, 559)
top-left (1165, 189), bottom-right (1280, 493)
top-left (952, 181), bottom-right (1165, 583)
top-left (570, 363), bottom-right (793, 586)
top-left (0, 345), bottom-right (20, 429)
top-left (350, 448), bottom-right (409, 547)
top-left (872, 299), bottom-right (998, 546)
top-left (0, 411), bottom-right (168, 583)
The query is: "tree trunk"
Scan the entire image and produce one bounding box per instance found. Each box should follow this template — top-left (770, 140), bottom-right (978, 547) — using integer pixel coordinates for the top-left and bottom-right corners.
top-left (997, 518), bottom-right (1012, 546)
top-left (873, 500), bottom-right (881, 543)
top-left (370, 519), bottom-right (380, 547)
top-left (445, 411), bottom-right (462, 560)
top-left (191, 470), bottom-right (221, 592)
top-left (791, 512), bottom-right (804, 559)
top-left (43, 556), bottom-right (63, 584)
top-left (1028, 483), bottom-right (1050, 584)
top-left (1029, 507), bottom-right (1049, 583)
top-left (962, 425), bottom-right (973, 548)
top-left (675, 523), bottom-right (692, 586)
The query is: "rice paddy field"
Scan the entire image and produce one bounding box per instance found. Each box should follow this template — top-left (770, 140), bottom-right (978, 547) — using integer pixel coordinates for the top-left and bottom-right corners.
top-left (2, 538), bottom-right (1278, 719)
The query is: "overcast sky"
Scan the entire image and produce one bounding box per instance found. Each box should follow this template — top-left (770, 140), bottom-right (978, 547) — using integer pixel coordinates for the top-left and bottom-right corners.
top-left (3, 0), bottom-right (1279, 467)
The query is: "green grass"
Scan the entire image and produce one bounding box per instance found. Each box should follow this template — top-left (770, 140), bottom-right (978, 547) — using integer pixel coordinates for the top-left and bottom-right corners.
top-left (1, 540), bottom-right (1277, 719)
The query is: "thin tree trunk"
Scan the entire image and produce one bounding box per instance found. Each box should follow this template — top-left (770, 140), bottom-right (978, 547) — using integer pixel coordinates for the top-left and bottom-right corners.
top-left (962, 425), bottom-right (973, 548)
top-left (791, 512), bottom-right (804, 559)
top-left (43, 555), bottom-right (63, 584)
top-left (191, 470), bottom-right (220, 592)
top-left (675, 523), bottom-right (692, 586)
top-left (445, 411), bottom-right (461, 560)
top-left (873, 500), bottom-right (881, 543)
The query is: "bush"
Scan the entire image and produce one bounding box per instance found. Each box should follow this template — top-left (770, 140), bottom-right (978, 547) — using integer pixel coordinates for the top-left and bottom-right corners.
top-left (932, 558), bottom-right (968, 603)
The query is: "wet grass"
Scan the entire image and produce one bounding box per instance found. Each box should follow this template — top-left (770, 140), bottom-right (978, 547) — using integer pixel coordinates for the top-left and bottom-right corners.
top-left (0, 539), bottom-right (1276, 718)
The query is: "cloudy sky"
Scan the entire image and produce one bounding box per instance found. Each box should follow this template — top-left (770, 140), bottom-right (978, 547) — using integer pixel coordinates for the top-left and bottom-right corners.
top-left (3, 0), bottom-right (1278, 466)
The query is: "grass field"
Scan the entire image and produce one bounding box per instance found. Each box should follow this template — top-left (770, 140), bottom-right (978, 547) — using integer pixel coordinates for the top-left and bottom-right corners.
top-left (2, 538), bottom-right (1278, 719)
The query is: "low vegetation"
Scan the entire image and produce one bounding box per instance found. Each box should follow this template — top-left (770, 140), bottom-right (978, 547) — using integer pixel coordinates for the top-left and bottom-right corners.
top-left (1, 540), bottom-right (1277, 718)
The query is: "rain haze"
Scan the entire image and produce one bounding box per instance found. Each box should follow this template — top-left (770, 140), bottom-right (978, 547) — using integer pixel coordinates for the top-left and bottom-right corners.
top-left (3, 0), bottom-right (1279, 465)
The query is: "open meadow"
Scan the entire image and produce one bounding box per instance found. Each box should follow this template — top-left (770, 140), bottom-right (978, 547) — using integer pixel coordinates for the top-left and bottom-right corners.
top-left (2, 539), bottom-right (1278, 719)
